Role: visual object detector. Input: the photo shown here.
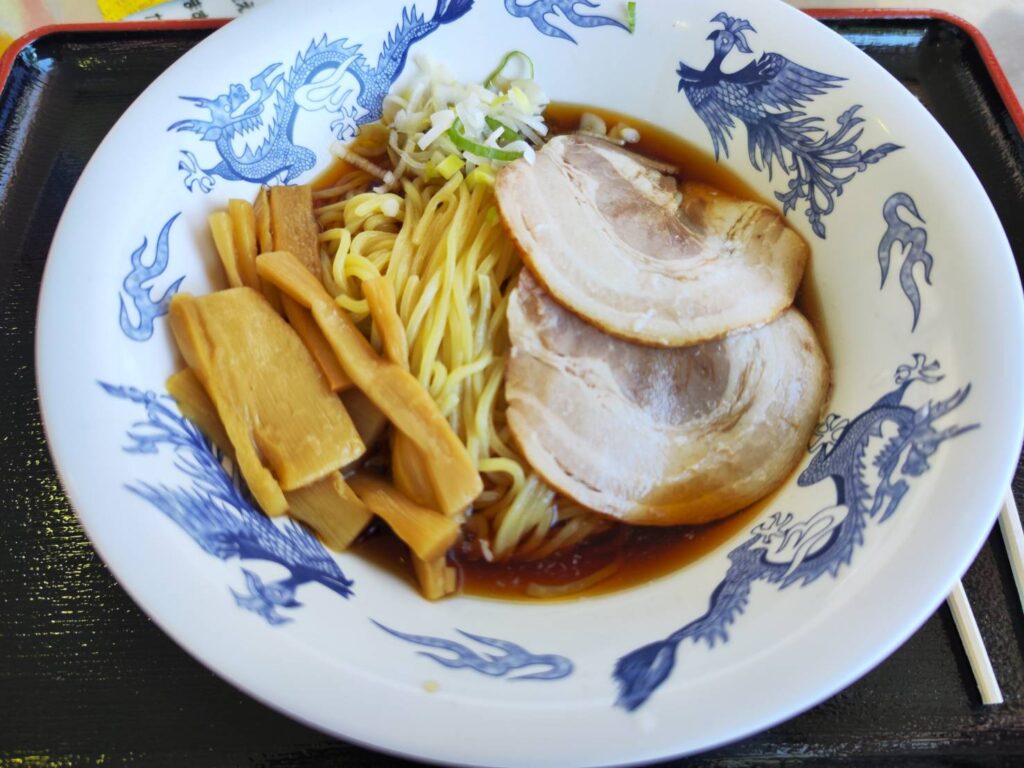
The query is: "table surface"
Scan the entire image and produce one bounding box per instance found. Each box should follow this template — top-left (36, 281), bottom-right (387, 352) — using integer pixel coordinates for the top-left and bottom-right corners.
top-left (1, 15), bottom-right (1023, 768)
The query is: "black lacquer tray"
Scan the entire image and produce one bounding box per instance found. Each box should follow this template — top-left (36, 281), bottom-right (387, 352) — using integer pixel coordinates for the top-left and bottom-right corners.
top-left (1, 12), bottom-right (1022, 767)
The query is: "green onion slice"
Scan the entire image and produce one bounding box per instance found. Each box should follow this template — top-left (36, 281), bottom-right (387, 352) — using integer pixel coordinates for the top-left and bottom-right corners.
top-left (484, 50), bottom-right (536, 89)
top-left (447, 119), bottom-right (522, 162)
top-left (484, 115), bottom-right (520, 143)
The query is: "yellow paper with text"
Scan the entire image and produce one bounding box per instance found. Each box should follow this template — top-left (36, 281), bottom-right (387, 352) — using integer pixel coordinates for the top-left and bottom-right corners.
top-left (97, 0), bottom-right (169, 21)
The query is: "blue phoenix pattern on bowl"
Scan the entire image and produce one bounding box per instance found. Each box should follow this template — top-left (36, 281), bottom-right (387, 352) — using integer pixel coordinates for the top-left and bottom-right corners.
top-left (168, 0), bottom-right (473, 192)
top-left (612, 355), bottom-right (977, 711)
top-left (677, 13), bottom-right (900, 238)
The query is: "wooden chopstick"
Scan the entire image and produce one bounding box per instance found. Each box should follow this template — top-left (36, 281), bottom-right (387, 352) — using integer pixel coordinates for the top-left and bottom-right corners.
top-left (943, 490), bottom-right (1023, 706)
top-left (947, 581), bottom-right (1003, 705)
top-left (998, 490), bottom-right (1024, 615)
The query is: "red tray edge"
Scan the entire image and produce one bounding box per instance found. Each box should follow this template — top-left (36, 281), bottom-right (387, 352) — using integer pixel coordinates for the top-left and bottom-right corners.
top-left (806, 7), bottom-right (1024, 137)
top-left (1, 10), bottom-right (1022, 143)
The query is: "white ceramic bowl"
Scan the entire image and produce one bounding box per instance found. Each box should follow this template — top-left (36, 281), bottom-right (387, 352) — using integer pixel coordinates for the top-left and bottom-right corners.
top-left (37, 1), bottom-right (1024, 765)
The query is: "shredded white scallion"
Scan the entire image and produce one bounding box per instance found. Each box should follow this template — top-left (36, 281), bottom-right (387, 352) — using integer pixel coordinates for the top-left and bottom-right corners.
top-left (351, 53), bottom-right (550, 177)
top-left (416, 109), bottom-right (456, 149)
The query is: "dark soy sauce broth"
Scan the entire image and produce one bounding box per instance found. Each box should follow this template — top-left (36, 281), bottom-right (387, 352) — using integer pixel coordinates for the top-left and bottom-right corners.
top-left (353, 103), bottom-right (824, 601)
top-left (543, 103), bottom-right (766, 200)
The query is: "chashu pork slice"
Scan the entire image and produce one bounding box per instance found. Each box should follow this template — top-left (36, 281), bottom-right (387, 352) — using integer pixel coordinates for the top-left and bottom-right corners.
top-left (495, 134), bottom-right (808, 346)
top-left (506, 271), bottom-right (829, 525)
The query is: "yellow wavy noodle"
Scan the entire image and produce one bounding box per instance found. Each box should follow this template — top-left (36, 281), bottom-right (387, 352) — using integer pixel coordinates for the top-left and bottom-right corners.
top-left (314, 160), bottom-right (608, 560)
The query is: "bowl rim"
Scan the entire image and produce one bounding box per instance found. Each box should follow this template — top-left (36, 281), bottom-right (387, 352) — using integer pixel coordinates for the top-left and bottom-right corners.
top-left (33, 1), bottom-right (1024, 765)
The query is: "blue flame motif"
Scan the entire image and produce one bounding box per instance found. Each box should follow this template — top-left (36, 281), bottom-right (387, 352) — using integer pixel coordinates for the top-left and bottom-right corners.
top-left (100, 382), bottom-right (355, 625)
top-left (677, 13), bottom-right (901, 238)
top-left (503, 0), bottom-right (628, 44)
top-left (118, 213), bottom-right (185, 341)
top-left (879, 193), bottom-right (934, 331)
top-left (169, 0), bottom-right (473, 192)
top-left (374, 621), bottom-right (573, 680)
top-left (613, 354), bottom-right (977, 711)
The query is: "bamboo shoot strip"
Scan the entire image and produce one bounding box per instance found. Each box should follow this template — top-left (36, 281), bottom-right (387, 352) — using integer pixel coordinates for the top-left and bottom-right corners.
top-left (169, 287), bottom-right (366, 500)
top-left (392, 429), bottom-right (439, 508)
top-left (340, 388), bottom-right (390, 449)
top-left (363, 273), bottom-right (443, 510)
top-left (363, 276), bottom-right (439, 509)
top-left (256, 250), bottom-right (482, 516)
top-left (266, 185), bottom-right (354, 391)
top-left (208, 211), bottom-right (244, 288)
top-left (287, 473), bottom-right (374, 552)
top-left (166, 368), bottom-right (231, 454)
top-left (268, 185), bottom-right (320, 274)
top-left (253, 187), bottom-right (284, 313)
top-left (227, 199), bottom-right (261, 290)
top-left (168, 366), bottom-right (371, 551)
top-left (349, 474), bottom-right (460, 561)
top-left (281, 294), bottom-right (354, 392)
top-left (413, 552), bottom-right (458, 600)
top-left (364, 276), bottom-right (410, 370)
top-left (169, 292), bottom-right (288, 516)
